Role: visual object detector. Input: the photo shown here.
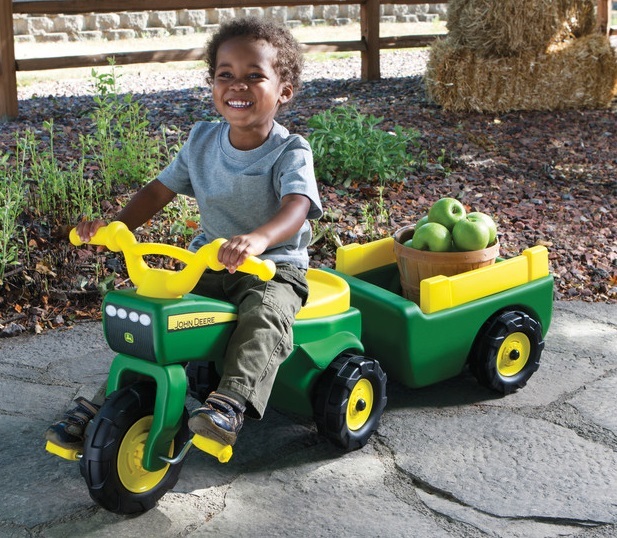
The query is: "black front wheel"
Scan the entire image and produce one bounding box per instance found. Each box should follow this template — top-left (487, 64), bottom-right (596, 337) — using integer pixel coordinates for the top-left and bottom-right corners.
top-left (79, 383), bottom-right (190, 514)
top-left (469, 310), bottom-right (544, 394)
top-left (314, 353), bottom-right (387, 451)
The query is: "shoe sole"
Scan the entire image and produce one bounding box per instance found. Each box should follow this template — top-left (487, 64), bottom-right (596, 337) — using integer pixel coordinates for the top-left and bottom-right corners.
top-left (188, 414), bottom-right (238, 446)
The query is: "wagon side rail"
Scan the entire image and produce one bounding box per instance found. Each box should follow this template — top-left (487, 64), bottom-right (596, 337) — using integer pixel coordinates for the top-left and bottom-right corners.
top-left (335, 238), bottom-right (551, 314)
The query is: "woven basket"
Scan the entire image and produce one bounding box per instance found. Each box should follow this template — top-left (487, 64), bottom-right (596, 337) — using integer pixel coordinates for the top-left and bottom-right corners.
top-left (393, 225), bottom-right (500, 303)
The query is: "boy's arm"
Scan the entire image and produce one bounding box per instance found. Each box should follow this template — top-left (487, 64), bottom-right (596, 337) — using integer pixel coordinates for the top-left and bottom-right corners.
top-left (75, 179), bottom-right (177, 242)
top-left (218, 193), bottom-right (311, 273)
top-left (115, 179), bottom-right (177, 230)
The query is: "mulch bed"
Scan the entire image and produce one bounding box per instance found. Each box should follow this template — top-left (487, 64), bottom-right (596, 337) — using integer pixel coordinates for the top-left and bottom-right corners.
top-left (1, 53), bottom-right (615, 336)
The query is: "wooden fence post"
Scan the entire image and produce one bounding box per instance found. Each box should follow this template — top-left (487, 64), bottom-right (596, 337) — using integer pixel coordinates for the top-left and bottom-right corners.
top-left (597, 0), bottom-right (611, 35)
top-left (0, 0), bottom-right (18, 121)
top-left (361, 0), bottom-right (380, 81)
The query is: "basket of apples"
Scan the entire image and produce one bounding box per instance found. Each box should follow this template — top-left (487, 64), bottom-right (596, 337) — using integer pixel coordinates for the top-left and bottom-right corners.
top-left (393, 197), bottom-right (500, 303)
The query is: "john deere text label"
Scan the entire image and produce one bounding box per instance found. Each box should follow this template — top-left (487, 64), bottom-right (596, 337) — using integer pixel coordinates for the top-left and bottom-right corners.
top-left (167, 312), bottom-right (237, 331)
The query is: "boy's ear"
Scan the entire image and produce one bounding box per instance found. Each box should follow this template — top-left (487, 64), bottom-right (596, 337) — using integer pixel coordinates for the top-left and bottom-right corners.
top-left (279, 83), bottom-right (294, 105)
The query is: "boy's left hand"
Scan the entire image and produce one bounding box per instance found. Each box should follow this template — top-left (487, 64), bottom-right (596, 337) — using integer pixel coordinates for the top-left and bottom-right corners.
top-left (218, 233), bottom-right (268, 274)
top-left (217, 194), bottom-right (310, 273)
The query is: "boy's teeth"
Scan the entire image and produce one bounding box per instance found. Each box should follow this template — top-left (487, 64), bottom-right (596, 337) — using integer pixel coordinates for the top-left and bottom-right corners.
top-left (228, 100), bottom-right (252, 108)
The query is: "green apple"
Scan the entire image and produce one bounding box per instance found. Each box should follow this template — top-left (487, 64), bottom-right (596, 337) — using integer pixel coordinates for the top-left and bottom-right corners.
top-left (452, 218), bottom-right (490, 251)
top-left (467, 211), bottom-right (497, 245)
top-left (428, 197), bottom-right (466, 231)
top-left (415, 215), bottom-right (429, 229)
top-left (410, 222), bottom-right (452, 252)
top-left (401, 216), bottom-right (429, 248)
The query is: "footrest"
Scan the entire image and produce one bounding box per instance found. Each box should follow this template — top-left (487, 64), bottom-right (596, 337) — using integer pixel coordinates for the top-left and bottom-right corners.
top-left (192, 435), bottom-right (233, 463)
top-left (45, 440), bottom-right (80, 461)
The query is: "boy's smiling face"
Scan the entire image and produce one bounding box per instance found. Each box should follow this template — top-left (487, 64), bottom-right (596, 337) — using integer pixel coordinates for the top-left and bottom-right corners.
top-left (212, 36), bottom-right (293, 150)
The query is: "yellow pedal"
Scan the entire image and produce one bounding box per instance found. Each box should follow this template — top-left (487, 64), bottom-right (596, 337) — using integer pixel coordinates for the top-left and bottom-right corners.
top-left (45, 440), bottom-right (80, 461)
top-left (191, 435), bottom-right (233, 463)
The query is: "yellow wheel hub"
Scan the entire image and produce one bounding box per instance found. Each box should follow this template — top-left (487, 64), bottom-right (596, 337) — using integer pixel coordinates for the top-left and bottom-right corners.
top-left (117, 416), bottom-right (173, 494)
top-left (346, 378), bottom-right (374, 431)
top-left (497, 332), bottom-right (530, 377)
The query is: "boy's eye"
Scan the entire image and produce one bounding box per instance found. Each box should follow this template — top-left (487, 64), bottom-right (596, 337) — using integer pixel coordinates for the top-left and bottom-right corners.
top-left (214, 70), bottom-right (268, 83)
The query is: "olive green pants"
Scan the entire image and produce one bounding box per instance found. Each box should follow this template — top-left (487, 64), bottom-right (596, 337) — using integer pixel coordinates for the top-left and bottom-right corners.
top-left (191, 263), bottom-right (308, 419)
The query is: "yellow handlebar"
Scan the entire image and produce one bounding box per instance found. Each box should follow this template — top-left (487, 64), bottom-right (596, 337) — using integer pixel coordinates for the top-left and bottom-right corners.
top-left (69, 222), bottom-right (276, 299)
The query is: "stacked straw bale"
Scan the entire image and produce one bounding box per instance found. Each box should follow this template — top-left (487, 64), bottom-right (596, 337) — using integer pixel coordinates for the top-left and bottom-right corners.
top-left (446, 0), bottom-right (596, 57)
top-left (426, 0), bottom-right (617, 112)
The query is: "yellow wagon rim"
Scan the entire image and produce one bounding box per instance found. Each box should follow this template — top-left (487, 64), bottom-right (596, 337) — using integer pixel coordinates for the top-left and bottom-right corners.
top-left (346, 379), bottom-right (374, 431)
top-left (497, 332), bottom-right (531, 377)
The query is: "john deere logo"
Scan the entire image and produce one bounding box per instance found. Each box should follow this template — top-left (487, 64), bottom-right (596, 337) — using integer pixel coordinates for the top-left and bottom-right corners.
top-left (167, 312), bottom-right (237, 332)
top-left (124, 332), bottom-right (134, 344)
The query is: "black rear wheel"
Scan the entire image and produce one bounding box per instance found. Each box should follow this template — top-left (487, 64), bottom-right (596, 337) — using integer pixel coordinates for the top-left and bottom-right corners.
top-left (314, 353), bottom-right (387, 451)
top-left (79, 383), bottom-right (189, 514)
top-left (469, 311), bottom-right (544, 394)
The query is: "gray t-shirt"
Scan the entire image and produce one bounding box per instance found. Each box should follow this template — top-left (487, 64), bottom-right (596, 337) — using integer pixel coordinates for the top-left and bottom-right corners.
top-left (158, 120), bottom-right (323, 269)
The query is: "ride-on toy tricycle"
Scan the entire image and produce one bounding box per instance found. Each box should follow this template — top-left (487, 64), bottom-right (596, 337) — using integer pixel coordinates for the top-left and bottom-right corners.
top-left (46, 222), bottom-right (553, 515)
top-left (45, 222), bottom-right (388, 514)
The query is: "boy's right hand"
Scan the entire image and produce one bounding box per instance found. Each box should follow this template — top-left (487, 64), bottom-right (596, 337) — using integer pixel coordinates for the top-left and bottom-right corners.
top-left (75, 219), bottom-right (108, 244)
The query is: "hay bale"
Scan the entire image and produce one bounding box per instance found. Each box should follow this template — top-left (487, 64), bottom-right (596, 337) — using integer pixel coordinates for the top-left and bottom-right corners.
top-left (446, 0), bottom-right (596, 57)
top-left (425, 34), bottom-right (617, 113)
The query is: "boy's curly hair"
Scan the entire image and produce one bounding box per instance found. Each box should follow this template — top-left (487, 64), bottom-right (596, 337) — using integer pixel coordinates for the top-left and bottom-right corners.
top-left (205, 16), bottom-right (304, 92)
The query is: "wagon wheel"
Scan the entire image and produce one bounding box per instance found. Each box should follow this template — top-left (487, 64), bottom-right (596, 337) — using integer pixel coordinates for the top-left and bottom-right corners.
top-left (79, 383), bottom-right (189, 514)
top-left (314, 353), bottom-right (387, 451)
top-left (469, 310), bottom-right (544, 394)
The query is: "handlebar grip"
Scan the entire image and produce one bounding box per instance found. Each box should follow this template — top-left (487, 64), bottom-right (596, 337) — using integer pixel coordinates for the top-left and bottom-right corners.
top-left (238, 257), bottom-right (276, 281)
top-left (206, 239), bottom-right (276, 281)
top-left (69, 222), bottom-right (126, 251)
top-left (69, 228), bottom-right (84, 246)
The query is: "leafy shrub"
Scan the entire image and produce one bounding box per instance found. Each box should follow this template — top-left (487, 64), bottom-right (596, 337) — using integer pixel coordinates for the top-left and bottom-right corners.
top-left (307, 105), bottom-right (423, 187)
top-left (21, 121), bottom-right (98, 225)
top-left (0, 153), bottom-right (28, 283)
top-left (86, 62), bottom-right (166, 190)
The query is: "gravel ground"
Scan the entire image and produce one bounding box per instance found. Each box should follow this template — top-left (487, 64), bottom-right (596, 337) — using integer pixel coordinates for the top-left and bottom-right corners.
top-left (1, 49), bottom-right (616, 334)
top-left (15, 49), bottom-right (427, 99)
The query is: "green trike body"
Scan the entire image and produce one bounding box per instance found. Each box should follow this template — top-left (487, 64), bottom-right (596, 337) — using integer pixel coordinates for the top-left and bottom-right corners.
top-left (102, 288), bottom-right (364, 471)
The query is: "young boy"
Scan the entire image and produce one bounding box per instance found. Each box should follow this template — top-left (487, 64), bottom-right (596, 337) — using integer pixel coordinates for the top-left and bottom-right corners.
top-left (46, 16), bottom-right (322, 449)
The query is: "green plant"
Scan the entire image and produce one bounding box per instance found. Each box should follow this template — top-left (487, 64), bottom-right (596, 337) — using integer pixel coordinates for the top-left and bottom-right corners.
top-left (361, 186), bottom-right (390, 242)
top-left (0, 64), bottom-right (183, 238)
top-left (0, 152), bottom-right (28, 283)
top-left (86, 61), bottom-right (164, 190)
top-left (311, 207), bottom-right (343, 253)
top-left (159, 124), bottom-right (186, 165)
top-left (163, 195), bottom-right (200, 246)
top-left (436, 148), bottom-right (454, 176)
top-left (1, 61), bottom-right (188, 293)
top-left (307, 105), bottom-right (423, 187)
top-left (20, 121), bottom-right (99, 225)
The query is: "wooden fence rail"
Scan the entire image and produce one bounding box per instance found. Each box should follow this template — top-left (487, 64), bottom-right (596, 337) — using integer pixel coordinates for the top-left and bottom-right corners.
top-left (1, 0), bottom-right (614, 120)
top-left (1, 0), bottom-right (446, 120)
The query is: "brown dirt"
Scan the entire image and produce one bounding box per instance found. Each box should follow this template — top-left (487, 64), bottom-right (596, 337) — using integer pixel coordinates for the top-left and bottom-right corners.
top-left (1, 51), bottom-right (615, 336)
